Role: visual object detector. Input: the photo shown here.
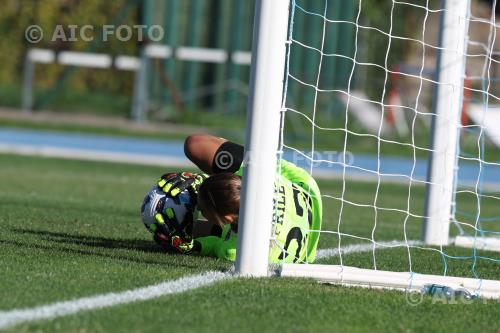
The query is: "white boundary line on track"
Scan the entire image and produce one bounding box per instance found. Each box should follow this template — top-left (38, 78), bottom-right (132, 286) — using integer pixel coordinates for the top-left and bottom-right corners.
top-left (0, 144), bottom-right (423, 183)
top-left (0, 240), bottom-right (417, 329)
top-left (0, 144), bottom-right (193, 168)
top-left (3, 143), bottom-right (499, 189)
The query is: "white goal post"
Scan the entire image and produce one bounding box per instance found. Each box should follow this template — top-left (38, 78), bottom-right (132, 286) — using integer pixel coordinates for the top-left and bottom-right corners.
top-left (235, 0), bottom-right (291, 276)
top-left (236, 0), bottom-right (500, 298)
top-left (422, 0), bottom-right (470, 246)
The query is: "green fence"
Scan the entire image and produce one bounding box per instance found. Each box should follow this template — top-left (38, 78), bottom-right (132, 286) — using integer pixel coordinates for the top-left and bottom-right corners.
top-left (143, 0), bottom-right (356, 119)
top-left (1, 0), bottom-right (363, 123)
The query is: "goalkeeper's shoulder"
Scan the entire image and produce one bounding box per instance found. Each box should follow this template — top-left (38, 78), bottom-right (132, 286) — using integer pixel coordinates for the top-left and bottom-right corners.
top-left (279, 160), bottom-right (320, 194)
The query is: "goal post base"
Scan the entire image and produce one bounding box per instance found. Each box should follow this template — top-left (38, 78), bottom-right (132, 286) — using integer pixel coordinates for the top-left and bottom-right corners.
top-left (280, 264), bottom-right (500, 299)
top-left (454, 236), bottom-right (500, 252)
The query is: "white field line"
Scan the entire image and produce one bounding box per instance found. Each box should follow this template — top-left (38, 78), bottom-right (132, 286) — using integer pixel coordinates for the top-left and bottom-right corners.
top-left (0, 240), bottom-right (415, 330)
top-left (315, 240), bottom-right (422, 261)
top-left (0, 271), bottom-right (230, 330)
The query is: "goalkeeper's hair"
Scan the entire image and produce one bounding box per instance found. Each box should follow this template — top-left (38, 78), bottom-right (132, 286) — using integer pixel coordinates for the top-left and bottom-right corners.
top-left (198, 173), bottom-right (241, 225)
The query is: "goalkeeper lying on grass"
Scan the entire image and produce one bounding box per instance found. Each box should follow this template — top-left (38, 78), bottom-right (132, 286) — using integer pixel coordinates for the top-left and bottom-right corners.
top-left (142, 134), bottom-right (322, 263)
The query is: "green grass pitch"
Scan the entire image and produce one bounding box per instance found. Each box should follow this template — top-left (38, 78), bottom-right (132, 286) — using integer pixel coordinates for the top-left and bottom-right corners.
top-left (0, 154), bottom-right (499, 333)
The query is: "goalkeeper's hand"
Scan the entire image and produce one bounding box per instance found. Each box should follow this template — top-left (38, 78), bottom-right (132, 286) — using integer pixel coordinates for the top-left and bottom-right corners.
top-left (151, 206), bottom-right (196, 255)
top-left (170, 235), bottom-right (195, 254)
top-left (153, 232), bottom-right (195, 254)
top-left (157, 172), bottom-right (207, 199)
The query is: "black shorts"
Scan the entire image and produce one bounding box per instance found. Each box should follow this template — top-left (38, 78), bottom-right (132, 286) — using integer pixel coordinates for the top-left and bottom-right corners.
top-left (211, 141), bottom-right (244, 174)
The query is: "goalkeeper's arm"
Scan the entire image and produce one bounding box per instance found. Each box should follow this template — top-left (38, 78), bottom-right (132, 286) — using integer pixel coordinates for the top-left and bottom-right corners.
top-left (184, 135), bottom-right (244, 175)
top-left (193, 224), bottom-right (238, 261)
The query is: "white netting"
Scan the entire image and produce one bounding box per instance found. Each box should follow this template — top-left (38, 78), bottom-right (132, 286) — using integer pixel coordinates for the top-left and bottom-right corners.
top-left (452, 0), bottom-right (500, 274)
top-left (277, 0), bottom-right (500, 283)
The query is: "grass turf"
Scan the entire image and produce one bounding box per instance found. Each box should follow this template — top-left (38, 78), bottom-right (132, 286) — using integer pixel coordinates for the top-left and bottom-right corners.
top-left (0, 154), bottom-right (499, 333)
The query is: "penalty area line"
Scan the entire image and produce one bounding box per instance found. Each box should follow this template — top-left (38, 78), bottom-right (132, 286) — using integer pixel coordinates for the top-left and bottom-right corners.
top-left (0, 271), bottom-right (231, 330)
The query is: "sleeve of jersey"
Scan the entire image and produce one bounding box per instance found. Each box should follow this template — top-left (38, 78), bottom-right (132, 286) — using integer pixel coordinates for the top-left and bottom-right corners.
top-left (195, 226), bottom-right (238, 261)
top-left (235, 164), bottom-right (244, 177)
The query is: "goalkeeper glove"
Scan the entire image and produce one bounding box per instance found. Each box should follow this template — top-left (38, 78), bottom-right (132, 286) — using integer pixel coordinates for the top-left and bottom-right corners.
top-left (157, 172), bottom-right (207, 199)
top-left (151, 206), bottom-right (195, 255)
top-left (170, 235), bottom-right (195, 254)
top-left (153, 232), bottom-right (195, 254)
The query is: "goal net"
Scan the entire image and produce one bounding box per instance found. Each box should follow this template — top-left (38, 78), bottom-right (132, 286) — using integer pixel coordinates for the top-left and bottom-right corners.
top-left (238, 0), bottom-right (500, 298)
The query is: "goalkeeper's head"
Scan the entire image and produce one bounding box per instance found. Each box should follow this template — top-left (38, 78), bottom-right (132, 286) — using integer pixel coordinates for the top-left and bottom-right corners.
top-left (197, 173), bottom-right (241, 227)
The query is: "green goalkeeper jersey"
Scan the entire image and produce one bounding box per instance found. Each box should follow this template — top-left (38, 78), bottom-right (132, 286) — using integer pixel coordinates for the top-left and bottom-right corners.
top-left (196, 159), bottom-right (322, 263)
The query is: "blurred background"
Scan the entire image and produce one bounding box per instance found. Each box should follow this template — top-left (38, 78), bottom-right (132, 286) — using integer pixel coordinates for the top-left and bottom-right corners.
top-left (0, 0), bottom-right (497, 147)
